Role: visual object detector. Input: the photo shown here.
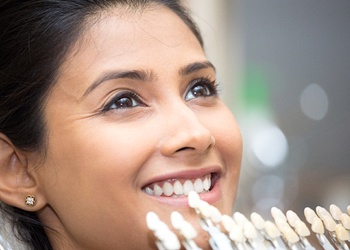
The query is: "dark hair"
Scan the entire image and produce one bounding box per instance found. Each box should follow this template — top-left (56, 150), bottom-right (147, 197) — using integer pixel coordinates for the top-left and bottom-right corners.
top-left (0, 0), bottom-right (203, 249)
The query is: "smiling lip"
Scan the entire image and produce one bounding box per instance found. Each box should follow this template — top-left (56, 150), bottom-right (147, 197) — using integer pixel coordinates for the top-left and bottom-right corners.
top-left (141, 166), bottom-right (222, 206)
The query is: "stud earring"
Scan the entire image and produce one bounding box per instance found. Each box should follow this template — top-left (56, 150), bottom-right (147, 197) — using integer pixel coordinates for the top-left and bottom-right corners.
top-left (25, 195), bottom-right (36, 207)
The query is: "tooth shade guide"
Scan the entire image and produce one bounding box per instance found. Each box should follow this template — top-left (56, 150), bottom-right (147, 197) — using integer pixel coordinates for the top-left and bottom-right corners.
top-left (170, 212), bottom-right (198, 240)
top-left (311, 217), bottom-right (325, 234)
top-left (316, 206), bottom-right (332, 221)
top-left (242, 221), bottom-right (258, 240)
top-left (146, 212), bottom-right (181, 250)
top-left (188, 191), bottom-right (200, 208)
top-left (274, 217), bottom-right (292, 233)
top-left (294, 220), bottom-right (310, 237)
top-left (233, 212), bottom-right (249, 228)
top-left (170, 211), bottom-right (184, 230)
top-left (229, 224), bottom-right (245, 243)
top-left (146, 211), bottom-right (161, 231)
top-left (209, 206), bottom-right (222, 224)
top-left (323, 216), bottom-right (337, 232)
top-left (264, 220), bottom-right (282, 239)
top-left (282, 227), bottom-right (299, 244)
top-left (271, 207), bottom-right (287, 222)
top-left (335, 224), bottom-right (349, 242)
top-left (286, 210), bottom-right (301, 228)
top-left (250, 212), bottom-right (265, 230)
top-left (146, 194), bottom-right (350, 250)
top-left (330, 204), bottom-right (343, 221)
top-left (304, 207), bottom-right (318, 224)
top-left (340, 213), bottom-right (350, 230)
top-left (221, 214), bottom-right (236, 232)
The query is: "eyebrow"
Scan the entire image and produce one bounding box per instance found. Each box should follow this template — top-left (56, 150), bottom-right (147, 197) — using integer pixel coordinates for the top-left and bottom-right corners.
top-left (82, 70), bottom-right (154, 97)
top-left (179, 61), bottom-right (216, 76)
top-left (82, 60), bottom-right (216, 97)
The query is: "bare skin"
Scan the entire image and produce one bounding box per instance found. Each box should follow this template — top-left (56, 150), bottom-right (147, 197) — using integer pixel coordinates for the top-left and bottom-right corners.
top-left (2, 5), bottom-right (242, 250)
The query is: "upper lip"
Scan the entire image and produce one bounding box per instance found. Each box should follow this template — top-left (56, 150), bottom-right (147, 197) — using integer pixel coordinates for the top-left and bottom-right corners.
top-left (140, 165), bottom-right (222, 189)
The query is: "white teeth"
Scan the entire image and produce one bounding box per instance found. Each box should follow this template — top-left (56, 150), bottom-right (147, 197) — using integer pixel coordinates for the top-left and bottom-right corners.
top-left (144, 186), bottom-right (154, 195)
top-left (143, 174), bottom-right (212, 197)
top-left (154, 184), bottom-right (163, 196)
top-left (163, 182), bottom-right (173, 197)
top-left (194, 178), bottom-right (204, 193)
top-left (183, 180), bottom-right (194, 195)
top-left (173, 180), bottom-right (183, 195)
top-left (203, 177), bottom-right (211, 191)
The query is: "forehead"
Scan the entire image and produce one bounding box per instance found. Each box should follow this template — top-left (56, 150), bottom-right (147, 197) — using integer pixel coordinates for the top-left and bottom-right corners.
top-left (57, 5), bottom-right (204, 84)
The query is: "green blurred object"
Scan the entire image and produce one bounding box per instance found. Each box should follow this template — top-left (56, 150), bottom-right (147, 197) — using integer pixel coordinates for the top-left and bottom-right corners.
top-left (242, 67), bottom-right (270, 110)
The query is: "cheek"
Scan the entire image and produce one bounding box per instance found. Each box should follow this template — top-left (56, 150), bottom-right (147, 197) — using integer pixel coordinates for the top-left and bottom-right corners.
top-left (39, 122), bottom-right (158, 244)
top-left (205, 107), bottom-right (242, 207)
top-left (206, 107), bottom-right (242, 165)
top-left (42, 121), bottom-right (156, 203)
top-left (220, 113), bottom-right (242, 184)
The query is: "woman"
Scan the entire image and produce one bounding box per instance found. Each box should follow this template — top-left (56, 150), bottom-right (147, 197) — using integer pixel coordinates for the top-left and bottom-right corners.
top-left (0, 0), bottom-right (242, 249)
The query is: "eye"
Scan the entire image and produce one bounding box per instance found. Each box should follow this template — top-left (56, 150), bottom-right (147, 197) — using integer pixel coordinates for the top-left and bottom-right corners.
top-left (185, 78), bottom-right (218, 101)
top-left (102, 91), bottom-right (145, 111)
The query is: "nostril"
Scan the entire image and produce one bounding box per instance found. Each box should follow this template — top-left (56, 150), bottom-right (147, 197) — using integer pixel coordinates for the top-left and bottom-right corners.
top-left (175, 146), bottom-right (194, 153)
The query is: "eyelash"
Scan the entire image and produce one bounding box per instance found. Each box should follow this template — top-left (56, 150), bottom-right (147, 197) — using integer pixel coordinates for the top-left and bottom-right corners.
top-left (101, 77), bottom-right (219, 112)
top-left (102, 91), bottom-right (145, 112)
top-left (185, 77), bottom-right (219, 101)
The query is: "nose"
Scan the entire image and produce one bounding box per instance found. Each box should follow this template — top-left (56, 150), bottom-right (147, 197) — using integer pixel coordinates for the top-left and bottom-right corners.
top-left (159, 103), bottom-right (215, 157)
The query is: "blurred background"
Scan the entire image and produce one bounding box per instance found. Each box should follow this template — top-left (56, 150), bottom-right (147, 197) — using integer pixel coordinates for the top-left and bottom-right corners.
top-left (185, 0), bottom-right (350, 218)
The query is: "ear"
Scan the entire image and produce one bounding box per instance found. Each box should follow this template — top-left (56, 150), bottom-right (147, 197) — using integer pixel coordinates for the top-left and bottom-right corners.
top-left (0, 133), bottom-right (47, 211)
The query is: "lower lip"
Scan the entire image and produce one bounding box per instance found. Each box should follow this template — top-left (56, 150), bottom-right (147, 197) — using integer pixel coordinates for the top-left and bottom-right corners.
top-left (145, 180), bottom-right (222, 207)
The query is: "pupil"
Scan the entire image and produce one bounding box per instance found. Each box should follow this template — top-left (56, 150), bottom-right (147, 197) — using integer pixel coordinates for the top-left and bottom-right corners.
top-left (117, 97), bottom-right (132, 108)
top-left (193, 85), bottom-right (207, 96)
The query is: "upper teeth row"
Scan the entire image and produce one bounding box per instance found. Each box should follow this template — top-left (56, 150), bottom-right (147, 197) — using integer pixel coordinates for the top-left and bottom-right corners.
top-left (143, 174), bottom-right (211, 197)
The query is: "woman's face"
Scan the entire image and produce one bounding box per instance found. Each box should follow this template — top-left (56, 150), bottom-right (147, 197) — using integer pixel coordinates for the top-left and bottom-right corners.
top-left (37, 5), bottom-right (242, 249)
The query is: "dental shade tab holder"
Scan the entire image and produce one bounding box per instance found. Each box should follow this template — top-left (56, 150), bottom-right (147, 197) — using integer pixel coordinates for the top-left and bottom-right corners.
top-left (146, 191), bottom-right (350, 250)
top-left (0, 234), bottom-right (12, 250)
top-left (0, 224), bottom-right (13, 250)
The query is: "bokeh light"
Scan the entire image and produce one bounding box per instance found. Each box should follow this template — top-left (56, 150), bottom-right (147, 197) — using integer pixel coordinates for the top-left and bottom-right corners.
top-left (300, 84), bottom-right (329, 121)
